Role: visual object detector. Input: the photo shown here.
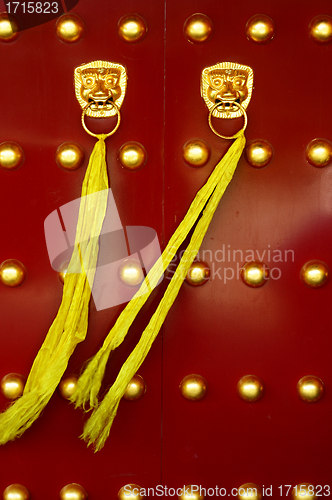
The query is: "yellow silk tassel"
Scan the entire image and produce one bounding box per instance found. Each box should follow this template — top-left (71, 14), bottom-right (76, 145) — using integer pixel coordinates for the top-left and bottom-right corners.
top-left (72, 131), bottom-right (245, 451)
top-left (0, 135), bottom-right (109, 445)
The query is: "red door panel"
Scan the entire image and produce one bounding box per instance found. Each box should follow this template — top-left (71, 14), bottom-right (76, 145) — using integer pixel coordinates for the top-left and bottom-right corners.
top-left (0, 1), bottom-right (164, 498)
top-left (163, 0), bottom-right (332, 495)
top-left (0, 0), bottom-right (331, 498)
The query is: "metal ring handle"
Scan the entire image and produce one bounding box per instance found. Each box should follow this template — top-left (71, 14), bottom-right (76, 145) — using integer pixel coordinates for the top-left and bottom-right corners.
top-left (81, 102), bottom-right (121, 138)
top-left (208, 101), bottom-right (247, 140)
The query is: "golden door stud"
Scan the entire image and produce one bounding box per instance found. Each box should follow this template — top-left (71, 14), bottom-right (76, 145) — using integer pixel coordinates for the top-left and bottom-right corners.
top-left (309, 15), bottom-right (332, 44)
top-left (182, 139), bottom-right (211, 167)
top-left (291, 484), bottom-right (317, 500)
top-left (297, 376), bottom-right (324, 403)
top-left (300, 260), bottom-right (329, 288)
top-left (306, 139), bottom-right (332, 167)
top-left (185, 260), bottom-right (210, 286)
top-left (118, 259), bottom-right (144, 287)
top-left (245, 140), bottom-right (273, 168)
top-left (237, 375), bottom-right (264, 402)
top-left (118, 142), bottom-right (147, 171)
top-left (240, 261), bottom-right (269, 288)
top-left (179, 374), bottom-right (208, 401)
top-left (0, 259), bottom-right (26, 287)
top-left (55, 14), bottom-right (85, 43)
top-left (123, 375), bottom-right (147, 401)
top-left (118, 14), bottom-right (147, 43)
top-left (59, 376), bottom-right (78, 400)
top-left (237, 484), bottom-right (263, 500)
top-left (59, 484), bottom-right (88, 500)
top-left (0, 142), bottom-right (24, 170)
top-left (0, 373), bottom-right (25, 400)
top-left (184, 13), bottom-right (213, 44)
top-left (178, 485), bottom-right (204, 500)
top-left (118, 485), bottom-right (144, 500)
top-left (56, 142), bottom-right (85, 171)
top-left (0, 12), bottom-right (20, 42)
top-left (3, 484), bottom-right (30, 500)
top-left (245, 14), bottom-right (275, 44)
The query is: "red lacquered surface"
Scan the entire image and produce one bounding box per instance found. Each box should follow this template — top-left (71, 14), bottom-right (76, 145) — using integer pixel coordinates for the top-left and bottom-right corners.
top-left (0, 1), bottom-right (164, 498)
top-left (163, 0), bottom-right (332, 494)
top-left (0, 0), bottom-right (332, 497)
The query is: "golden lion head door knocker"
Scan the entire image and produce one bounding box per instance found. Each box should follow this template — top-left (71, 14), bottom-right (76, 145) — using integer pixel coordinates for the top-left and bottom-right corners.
top-left (201, 61), bottom-right (254, 139)
top-left (74, 60), bottom-right (127, 136)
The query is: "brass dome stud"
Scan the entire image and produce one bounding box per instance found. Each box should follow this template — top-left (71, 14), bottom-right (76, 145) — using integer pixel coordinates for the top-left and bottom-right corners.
top-left (240, 261), bottom-right (269, 288)
top-left (59, 376), bottom-right (78, 400)
top-left (300, 260), bottom-right (329, 288)
top-left (118, 14), bottom-right (147, 43)
top-left (0, 259), bottom-right (26, 287)
top-left (237, 375), bottom-right (264, 402)
top-left (56, 142), bottom-right (85, 171)
top-left (309, 15), bottom-right (332, 44)
top-left (297, 376), bottom-right (324, 403)
top-left (245, 14), bottom-right (275, 44)
top-left (291, 484), bottom-right (317, 500)
top-left (123, 375), bottom-right (146, 401)
top-left (182, 139), bottom-right (211, 167)
top-left (55, 14), bottom-right (85, 44)
top-left (306, 139), bottom-right (332, 168)
top-left (245, 140), bottom-right (273, 168)
top-left (118, 484), bottom-right (144, 500)
top-left (0, 141), bottom-right (24, 170)
top-left (183, 13), bottom-right (213, 44)
top-left (3, 485), bottom-right (30, 500)
top-left (0, 373), bottom-right (25, 400)
top-left (179, 374), bottom-right (208, 401)
top-left (0, 12), bottom-right (20, 43)
top-left (58, 261), bottom-right (70, 284)
top-left (118, 142), bottom-right (147, 171)
top-left (118, 259), bottom-right (144, 287)
top-left (185, 260), bottom-right (210, 286)
top-left (59, 484), bottom-right (88, 500)
top-left (237, 483), bottom-right (263, 500)
top-left (178, 485), bottom-right (204, 500)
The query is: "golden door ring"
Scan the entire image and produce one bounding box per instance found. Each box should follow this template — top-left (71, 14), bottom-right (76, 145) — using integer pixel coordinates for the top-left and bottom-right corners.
top-left (81, 102), bottom-right (121, 138)
top-left (208, 101), bottom-right (247, 139)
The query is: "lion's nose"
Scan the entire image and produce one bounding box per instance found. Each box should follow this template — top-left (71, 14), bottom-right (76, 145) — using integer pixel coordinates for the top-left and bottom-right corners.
top-left (215, 90), bottom-right (237, 102)
top-left (222, 91), bottom-right (236, 99)
top-left (92, 90), bottom-right (108, 98)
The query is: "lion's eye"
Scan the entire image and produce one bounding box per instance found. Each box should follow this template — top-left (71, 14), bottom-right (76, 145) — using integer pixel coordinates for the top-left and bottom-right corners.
top-left (212, 77), bottom-right (223, 88)
top-left (233, 78), bottom-right (245, 87)
top-left (84, 76), bottom-right (96, 88)
top-left (105, 76), bottom-right (118, 88)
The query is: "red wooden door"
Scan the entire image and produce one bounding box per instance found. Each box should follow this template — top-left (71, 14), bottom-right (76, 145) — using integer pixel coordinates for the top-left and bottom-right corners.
top-left (0, 0), bottom-right (164, 497)
top-left (163, 1), bottom-right (332, 497)
top-left (0, 0), bottom-right (332, 498)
